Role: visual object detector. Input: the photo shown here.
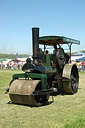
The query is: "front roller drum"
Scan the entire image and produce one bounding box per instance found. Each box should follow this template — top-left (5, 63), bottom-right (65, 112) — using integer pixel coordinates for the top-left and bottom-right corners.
top-left (62, 64), bottom-right (79, 94)
top-left (9, 79), bottom-right (49, 106)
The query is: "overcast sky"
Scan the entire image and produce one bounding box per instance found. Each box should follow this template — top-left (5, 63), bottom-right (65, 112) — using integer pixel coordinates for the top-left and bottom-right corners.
top-left (0, 0), bottom-right (85, 54)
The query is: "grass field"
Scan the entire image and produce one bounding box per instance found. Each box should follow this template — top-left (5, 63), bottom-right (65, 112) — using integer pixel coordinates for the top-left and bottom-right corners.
top-left (0, 70), bottom-right (85, 128)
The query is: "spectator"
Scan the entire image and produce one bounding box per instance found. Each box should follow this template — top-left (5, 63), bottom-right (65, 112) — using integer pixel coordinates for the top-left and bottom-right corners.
top-left (2, 62), bottom-right (5, 69)
top-left (81, 61), bottom-right (85, 71)
top-left (75, 61), bottom-right (78, 65)
top-left (18, 62), bottom-right (21, 69)
top-left (0, 62), bottom-right (2, 69)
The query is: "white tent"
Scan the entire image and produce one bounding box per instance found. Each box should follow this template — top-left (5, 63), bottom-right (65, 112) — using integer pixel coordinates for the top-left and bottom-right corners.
top-left (71, 52), bottom-right (85, 61)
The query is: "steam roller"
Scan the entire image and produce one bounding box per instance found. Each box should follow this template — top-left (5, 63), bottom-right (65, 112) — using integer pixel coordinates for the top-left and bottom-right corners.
top-left (7, 27), bottom-right (80, 106)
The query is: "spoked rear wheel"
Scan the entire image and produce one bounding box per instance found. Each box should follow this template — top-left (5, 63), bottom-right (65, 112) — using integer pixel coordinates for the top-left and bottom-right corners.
top-left (62, 64), bottom-right (79, 94)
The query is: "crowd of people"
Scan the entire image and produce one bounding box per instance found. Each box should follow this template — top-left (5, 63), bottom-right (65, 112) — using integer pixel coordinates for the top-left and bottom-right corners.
top-left (0, 59), bottom-right (85, 72)
top-left (72, 61), bottom-right (85, 71)
top-left (0, 61), bottom-right (25, 70)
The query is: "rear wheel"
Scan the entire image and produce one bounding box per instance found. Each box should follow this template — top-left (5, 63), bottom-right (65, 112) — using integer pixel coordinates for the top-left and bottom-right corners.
top-left (62, 64), bottom-right (79, 94)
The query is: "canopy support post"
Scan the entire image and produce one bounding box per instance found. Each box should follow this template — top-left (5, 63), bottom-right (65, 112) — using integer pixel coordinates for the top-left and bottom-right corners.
top-left (69, 43), bottom-right (72, 63)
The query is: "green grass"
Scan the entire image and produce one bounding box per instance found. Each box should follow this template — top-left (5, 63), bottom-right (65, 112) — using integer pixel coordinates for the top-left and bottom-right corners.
top-left (0, 70), bottom-right (85, 128)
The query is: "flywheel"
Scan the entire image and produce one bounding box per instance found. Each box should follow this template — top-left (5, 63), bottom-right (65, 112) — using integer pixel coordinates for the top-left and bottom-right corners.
top-left (62, 64), bottom-right (79, 94)
top-left (9, 79), bottom-right (49, 106)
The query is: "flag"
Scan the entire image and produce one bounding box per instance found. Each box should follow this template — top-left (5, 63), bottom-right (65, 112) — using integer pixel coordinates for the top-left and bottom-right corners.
top-left (16, 52), bottom-right (18, 59)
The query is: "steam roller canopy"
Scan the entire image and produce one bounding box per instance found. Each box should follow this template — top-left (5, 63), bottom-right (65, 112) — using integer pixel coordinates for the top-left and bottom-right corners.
top-left (62, 64), bottom-right (79, 94)
top-left (9, 79), bottom-right (49, 106)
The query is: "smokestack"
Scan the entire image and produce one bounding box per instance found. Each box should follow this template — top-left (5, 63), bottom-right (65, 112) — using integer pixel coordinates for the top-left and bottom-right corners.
top-left (32, 27), bottom-right (39, 63)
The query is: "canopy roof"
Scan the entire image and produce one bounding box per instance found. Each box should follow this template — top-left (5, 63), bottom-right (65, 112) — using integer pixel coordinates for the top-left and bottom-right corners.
top-left (39, 36), bottom-right (80, 46)
top-left (76, 57), bottom-right (85, 61)
top-left (73, 52), bottom-right (85, 56)
top-left (9, 59), bottom-right (22, 63)
top-left (0, 59), bottom-right (6, 61)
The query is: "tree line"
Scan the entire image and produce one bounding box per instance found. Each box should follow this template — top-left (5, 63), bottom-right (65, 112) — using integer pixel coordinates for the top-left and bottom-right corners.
top-left (0, 54), bottom-right (29, 59)
top-left (0, 50), bottom-right (85, 59)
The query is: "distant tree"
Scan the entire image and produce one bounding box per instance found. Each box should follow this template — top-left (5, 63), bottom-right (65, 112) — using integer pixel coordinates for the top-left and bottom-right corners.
top-left (0, 54), bottom-right (29, 59)
top-left (80, 50), bottom-right (85, 53)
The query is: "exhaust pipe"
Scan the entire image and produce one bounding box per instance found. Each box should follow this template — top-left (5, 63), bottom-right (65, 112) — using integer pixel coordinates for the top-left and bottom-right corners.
top-left (32, 27), bottom-right (39, 63)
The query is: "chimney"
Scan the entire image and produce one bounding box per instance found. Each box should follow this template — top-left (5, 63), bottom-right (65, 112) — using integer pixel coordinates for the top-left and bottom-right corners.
top-left (32, 27), bottom-right (39, 63)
